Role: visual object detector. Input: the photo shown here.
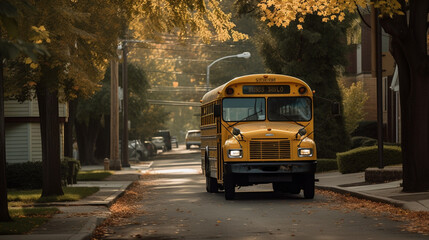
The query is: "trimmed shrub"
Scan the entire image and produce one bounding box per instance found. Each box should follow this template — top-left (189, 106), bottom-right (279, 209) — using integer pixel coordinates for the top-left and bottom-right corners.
top-left (6, 158), bottom-right (81, 189)
top-left (316, 159), bottom-right (338, 172)
top-left (337, 145), bottom-right (402, 174)
top-left (6, 162), bottom-right (43, 189)
top-left (61, 157), bottom-right (81, 186)
top-left (351, 136), bottom-right (377, 149)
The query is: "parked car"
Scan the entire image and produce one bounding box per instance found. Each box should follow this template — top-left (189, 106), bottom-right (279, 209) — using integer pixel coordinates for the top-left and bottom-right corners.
top-left (151, 136), bottom-right (166, 152)
top-left (143, 140), bottom-right (157, 157)
top-left (128, 140), bottom-right (148, 161)
top-left (185, 130), bottom-right (201, 149)
top-left (171, 136), bottom-right (178, 148)
top-left (154, 130), bottom-right (172, 150)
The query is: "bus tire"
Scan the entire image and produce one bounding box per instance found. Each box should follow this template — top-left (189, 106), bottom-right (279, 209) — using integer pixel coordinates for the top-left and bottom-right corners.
top-left (224, 173), bottom-right (235, 200)
top-left (206, 176), bottom-right (218, 193)
top-left (303, 174), bottom-right (315, 199)
top-left (205, 148), bottom-right (218, 193)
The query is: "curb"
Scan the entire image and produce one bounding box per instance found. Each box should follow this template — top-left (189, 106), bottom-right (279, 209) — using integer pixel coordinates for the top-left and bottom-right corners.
top-left (316, 185), bottom-right (407, 209)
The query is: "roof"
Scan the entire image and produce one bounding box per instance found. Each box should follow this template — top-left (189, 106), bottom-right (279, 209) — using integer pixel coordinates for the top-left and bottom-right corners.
top-left (201, 74), bottom-right (310, 104)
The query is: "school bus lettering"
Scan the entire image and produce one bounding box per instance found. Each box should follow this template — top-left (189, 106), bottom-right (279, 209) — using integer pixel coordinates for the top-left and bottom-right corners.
top-left (242, 85), bottom-right (290, 94)
top-left (201, 74), bottom-right (316, 200)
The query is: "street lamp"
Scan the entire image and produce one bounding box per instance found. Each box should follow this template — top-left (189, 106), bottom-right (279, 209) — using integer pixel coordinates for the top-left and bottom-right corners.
top-left (206, 52), bottom-right (251, 91)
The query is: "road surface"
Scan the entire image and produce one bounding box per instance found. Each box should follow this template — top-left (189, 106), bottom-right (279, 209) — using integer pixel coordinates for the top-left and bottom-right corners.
top-left (101, 145), bottom-right (426, 239)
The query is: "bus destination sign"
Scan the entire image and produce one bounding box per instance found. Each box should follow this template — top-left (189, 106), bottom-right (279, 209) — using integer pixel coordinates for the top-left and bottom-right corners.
top-left (242, 85), bottom-right (290, 94)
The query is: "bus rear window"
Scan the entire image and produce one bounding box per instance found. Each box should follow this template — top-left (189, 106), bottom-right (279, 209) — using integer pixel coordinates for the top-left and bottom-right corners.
top-left (222, 98), bottom-right (265, 122)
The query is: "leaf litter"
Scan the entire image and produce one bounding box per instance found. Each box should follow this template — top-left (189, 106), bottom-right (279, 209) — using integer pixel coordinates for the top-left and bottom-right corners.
top-left (317, 189), bottom-right (429, 235)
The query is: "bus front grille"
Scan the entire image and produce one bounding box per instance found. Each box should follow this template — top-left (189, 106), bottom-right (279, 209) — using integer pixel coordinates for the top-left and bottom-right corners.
top-left (249, 139), bottom-right (291, 159)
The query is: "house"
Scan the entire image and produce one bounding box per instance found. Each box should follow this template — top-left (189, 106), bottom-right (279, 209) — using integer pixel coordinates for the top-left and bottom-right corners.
top-left (4, 99), bottom-right (67, 163)
top-left (343, 11), bottom-right (400, 143)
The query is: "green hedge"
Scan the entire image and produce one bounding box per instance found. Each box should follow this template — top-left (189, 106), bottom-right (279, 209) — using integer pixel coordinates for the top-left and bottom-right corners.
top-left (337, 145), bottom-right (402, 173)
top-left (350, 136), bottom-right (377, 149)
top-left (6, 162), bottom-right (43, 189)
top-left (6, 158), bottom-right (80, 189)
top-left (316, 159), bottom-right (338, 172)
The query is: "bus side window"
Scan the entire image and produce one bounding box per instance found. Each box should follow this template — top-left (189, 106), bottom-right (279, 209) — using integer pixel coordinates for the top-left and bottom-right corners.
top-left (214, 104), bottom-right (221, 117)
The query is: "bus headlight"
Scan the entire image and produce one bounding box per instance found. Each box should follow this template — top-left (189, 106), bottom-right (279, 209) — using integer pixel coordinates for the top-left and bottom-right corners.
top-left (228, 149), bottom-right (243, 158)
top-left (298, 148), bottom-right (313, 157)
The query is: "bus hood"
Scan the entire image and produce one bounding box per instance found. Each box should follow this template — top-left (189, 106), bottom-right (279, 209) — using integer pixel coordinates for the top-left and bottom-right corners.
top-left (233, 122), bottom-right (306, 139)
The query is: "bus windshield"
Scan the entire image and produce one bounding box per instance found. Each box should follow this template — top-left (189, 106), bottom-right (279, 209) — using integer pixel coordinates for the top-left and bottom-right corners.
top-left (268, 97), bottom-right (312, 121)
top-left (223, 98), bottom-right (265, 122)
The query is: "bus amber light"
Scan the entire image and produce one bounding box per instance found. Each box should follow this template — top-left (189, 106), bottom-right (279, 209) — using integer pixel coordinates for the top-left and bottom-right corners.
top-left (298, 87), bottom-right (307, 94)
top-left (226, 88), bottom-right (234, 95)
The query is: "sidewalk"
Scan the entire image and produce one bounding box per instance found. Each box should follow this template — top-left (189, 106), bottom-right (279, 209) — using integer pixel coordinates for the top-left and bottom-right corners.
top-left (316, 171), bottom-right (429, 212)
top-left (0, 163), bottom-right (150, 240)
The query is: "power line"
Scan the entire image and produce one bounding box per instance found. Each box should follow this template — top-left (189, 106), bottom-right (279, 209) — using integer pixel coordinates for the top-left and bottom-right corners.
top-left (148, 86), bottom-right (207, 92)
top-left (147, 99), bottom-right (201, 106)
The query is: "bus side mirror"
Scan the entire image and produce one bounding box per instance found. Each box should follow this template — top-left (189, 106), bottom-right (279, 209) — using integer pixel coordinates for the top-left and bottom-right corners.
top-left (214, 104), bottom-right (221, 117)
top-left (331, 102), bottom-right (340, 116)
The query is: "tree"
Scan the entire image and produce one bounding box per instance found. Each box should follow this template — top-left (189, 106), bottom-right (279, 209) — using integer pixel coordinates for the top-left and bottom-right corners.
top-left (0, 0), bottom-right (49, 221)
top-left (256, 0), bottom-right (429, 192)
top-left (234, 2), bottom-right (353, 157)
top-left (5, 0), bottom-right (134, 197)
top-left (76, 63), bottom-right (163, 164)
top-left (339, 81), bottom-right (369, 135)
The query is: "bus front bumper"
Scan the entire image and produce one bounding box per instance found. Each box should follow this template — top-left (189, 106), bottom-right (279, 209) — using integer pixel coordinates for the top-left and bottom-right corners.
top-left (224, 161), bottom-right (316, 184)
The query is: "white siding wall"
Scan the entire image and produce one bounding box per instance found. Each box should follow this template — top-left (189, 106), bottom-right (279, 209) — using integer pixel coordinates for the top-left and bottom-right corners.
top-left (5, 123), bottom-right (29, 163)
top-left (4, 101), bottom-right (31, 117)
top-left (30, 123), bottom-right (43, 162)
top-left (4, 99), bottom-right (67, 163)
top-left (5, 99), bottom-right (68, 117)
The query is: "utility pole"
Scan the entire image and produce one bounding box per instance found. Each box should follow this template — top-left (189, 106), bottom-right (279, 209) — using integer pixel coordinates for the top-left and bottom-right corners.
top-left (110, 60), bottom-right (121, 170)
top-left (121, 43), bottom-right (130, 167)
top-left (371, 6), bottom-right (384, 169)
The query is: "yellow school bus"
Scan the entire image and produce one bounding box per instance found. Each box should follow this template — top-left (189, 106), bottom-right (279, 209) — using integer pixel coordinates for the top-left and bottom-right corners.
top-left (200, 74), bottom-right (317, 200)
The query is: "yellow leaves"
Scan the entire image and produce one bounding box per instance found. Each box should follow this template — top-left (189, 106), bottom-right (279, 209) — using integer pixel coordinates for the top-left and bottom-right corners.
top-left (30, 25), bottom-right (51, 44)
top-left (24, 57), bottom-right (39, 69)
top-left (24, 58), bottom-right (32, 64)
top-left (30, 63), bottom-right (39, 69)
top-left (258, 0), bottom-right (403, 29)
top-left (27, 81), bottom-right (37, 87)
top-left (297, 24), bottom-right (303, 30)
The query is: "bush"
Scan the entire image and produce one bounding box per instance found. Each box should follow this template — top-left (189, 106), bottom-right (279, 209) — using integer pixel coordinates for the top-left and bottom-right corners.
top-left (316, 159), bottom-right (338, 172)
top-left (6, 158), bottom-right (80, 189)
top-left (337, 145), bottom-right (402, 174)
top-left (61, 157), bottom-right (81, 186)
top-left (6, 162), bottom-right (43, 189)
top-left (350, 136), bottom-right (377, 149)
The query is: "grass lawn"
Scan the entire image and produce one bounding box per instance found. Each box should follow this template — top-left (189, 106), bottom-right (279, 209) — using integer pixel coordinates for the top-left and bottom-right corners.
top-left (7, 187), bottom-right (99, 206)
top-left (77, 170), bottom-right (113, 181)
top-left (0, 207), bottom-right (59, 235)
top-left (2, 186), bottom-right (99, 234)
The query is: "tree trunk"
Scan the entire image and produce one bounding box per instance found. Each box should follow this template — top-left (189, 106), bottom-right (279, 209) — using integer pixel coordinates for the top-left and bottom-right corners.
top-left (94, 115), bottom-right (110, 160)
top-left (36, 66), bottom-right (64, 197)
top-left (0, 58), bottom-right (11, 221)
top-left (75, 114), bottom-right (100, 165)
top-left (64, 99), bottom-right (77, 158)
top-left (381, 1), bottom-right (429, 192)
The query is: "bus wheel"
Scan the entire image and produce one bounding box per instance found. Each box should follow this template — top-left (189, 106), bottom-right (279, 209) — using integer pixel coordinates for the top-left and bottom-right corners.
top-left (206, 176), bottom-right (218, 193)
top-left (224, 174), bottom-right (235, 200)
top-left (205, 148), bottom-right (218, 193)
top-left (303, 175), bottom-right (315, 199)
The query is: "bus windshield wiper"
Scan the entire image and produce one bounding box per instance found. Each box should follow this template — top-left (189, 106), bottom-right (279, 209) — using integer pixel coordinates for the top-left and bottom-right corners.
top-left (278, 113), bottom-right (305, 127)
top-left (229, 110), bottom-right (263, 128)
